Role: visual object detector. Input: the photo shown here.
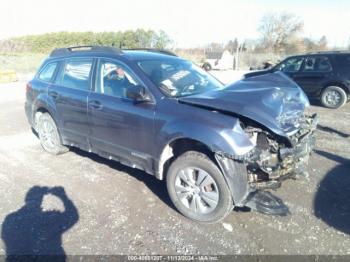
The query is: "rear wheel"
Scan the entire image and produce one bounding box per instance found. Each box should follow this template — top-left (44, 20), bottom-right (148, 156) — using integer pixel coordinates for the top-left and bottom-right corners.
top-left (321, 86), bottom-right (347, 109)
top-left (37, 113), bottom-right (68, 155)
top-left (166, 151), bottom-right (233, 223)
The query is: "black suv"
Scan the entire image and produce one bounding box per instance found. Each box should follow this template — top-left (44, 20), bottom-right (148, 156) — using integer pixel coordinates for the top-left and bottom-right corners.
top-left (244, 51), bottom-right (350, 108)
top-left (25, 46), bottom-right (317, 222)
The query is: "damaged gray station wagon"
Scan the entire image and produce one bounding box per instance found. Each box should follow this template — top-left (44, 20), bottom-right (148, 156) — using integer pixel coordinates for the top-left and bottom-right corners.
top-left (25, 46), bottom-right (318, 222)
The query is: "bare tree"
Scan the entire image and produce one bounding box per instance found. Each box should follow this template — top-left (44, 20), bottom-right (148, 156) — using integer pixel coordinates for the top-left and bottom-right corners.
top-left (258, 12), bottom-right (304, 53)
top-left (207, 42), bottom-right (224, 52)
top-left (318, 36), bottom-right (328, 51)
top-left (225, 39), bottom-right (238, 53)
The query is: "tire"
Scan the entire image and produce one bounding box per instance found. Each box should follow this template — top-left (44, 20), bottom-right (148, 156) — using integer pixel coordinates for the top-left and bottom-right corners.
top-left (37, 113), bottom-right (69, 155)
top-left (166, 151), bottom-right (233, 223)
top-left (321, 86), bottom-right (347, 109)
top-left (202, 63), bottom-right (212, 71)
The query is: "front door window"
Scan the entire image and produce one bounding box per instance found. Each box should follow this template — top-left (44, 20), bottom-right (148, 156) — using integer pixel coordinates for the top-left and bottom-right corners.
top-left (96, 60), bottom-right (140, 99)
top-left (277, 57), bottom-right (304, 73)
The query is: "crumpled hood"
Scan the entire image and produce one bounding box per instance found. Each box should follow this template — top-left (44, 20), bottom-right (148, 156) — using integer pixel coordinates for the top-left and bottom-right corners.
top-left (179, 72), bottom-right (310, 137)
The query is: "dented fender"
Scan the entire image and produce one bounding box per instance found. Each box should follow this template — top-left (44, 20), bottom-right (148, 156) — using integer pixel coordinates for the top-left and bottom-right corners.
top-left (154, 105), bottom-right (256, 179)
top-left (156, 115), bottom-right (255, 159)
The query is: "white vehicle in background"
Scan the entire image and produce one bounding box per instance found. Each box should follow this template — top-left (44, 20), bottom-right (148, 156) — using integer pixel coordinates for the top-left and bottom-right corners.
top-left (202, 50), bottom-right (234, 71)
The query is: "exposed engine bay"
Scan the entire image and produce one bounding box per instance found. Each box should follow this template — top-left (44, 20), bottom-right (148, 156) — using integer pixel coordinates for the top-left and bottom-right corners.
top-left (244, 113), bottom-right (318, 190)
top-left (215, 113), bottom-right (318, 216)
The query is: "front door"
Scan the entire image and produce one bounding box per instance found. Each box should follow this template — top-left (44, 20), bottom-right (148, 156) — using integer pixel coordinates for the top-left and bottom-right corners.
top-left (275, 56), bottom-right (306, 90)
top-left (88, 58), bottom-right (155, 172)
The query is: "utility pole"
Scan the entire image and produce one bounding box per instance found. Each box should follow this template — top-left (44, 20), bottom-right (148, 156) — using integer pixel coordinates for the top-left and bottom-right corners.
top-left (235, 44), bottom-right (239, 70)
top-left (235, 39), bottom-right (245, 70)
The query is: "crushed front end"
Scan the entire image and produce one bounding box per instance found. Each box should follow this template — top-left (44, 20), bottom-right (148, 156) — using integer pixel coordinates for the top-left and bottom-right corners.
top-left (215, 113), bottom-right (318, 215)
top-left (185, 71), bottom-right (319, 215)
top-left (245, 113), bottom-right (318, 191)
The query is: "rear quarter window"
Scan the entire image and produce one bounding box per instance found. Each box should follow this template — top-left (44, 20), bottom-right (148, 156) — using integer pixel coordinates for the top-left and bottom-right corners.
top-left (37, 62), bottom-right (58, 82)
top-left (337, 55), bottom-right (350, 70)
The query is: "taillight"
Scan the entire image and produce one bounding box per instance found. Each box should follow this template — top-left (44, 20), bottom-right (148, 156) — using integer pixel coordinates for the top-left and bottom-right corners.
top-left (26, 82), bottom-right (32, 93)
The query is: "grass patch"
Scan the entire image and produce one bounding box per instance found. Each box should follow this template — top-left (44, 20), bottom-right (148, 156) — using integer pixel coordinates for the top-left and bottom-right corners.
top-left (0, 52), bottom-right (47, 74)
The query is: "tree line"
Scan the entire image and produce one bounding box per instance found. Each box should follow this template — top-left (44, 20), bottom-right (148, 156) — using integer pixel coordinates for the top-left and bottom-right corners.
top-left (0, 29), bottom-right (172, 53)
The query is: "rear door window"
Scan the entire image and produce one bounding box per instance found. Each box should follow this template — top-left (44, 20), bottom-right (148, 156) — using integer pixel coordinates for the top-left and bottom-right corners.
top-left (303, 57), bottom-right (316, 71)
top-left (56, 58), bottom-right (93, 91)
top-left (303, 56), bottom-right (332, 72)
top-left (38, 62), bottom-right (58, 82)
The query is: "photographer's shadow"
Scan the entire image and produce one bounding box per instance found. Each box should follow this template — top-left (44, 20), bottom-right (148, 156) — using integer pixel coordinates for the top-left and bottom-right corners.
top-left (1, 186), bottom-right (79, 261)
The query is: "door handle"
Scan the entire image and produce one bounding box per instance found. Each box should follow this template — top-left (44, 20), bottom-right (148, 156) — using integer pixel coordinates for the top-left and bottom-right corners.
top-left (88, 100), bottom-right (103, 110)
top-left (49, 91), bottom-right (59, 100)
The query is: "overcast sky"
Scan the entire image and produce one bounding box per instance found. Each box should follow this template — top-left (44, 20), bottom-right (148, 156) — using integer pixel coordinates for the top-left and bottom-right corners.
top-left (1, 0), bottom-right (349, 47)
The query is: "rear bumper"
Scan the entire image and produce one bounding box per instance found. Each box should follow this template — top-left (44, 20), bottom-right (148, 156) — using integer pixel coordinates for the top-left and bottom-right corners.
top-left (24, 101), bottom-right (34, 128)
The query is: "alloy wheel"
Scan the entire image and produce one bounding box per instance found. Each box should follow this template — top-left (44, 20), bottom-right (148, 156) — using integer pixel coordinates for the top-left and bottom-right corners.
top-left (39, 119), bottom-right (58, 151)
top-left (324, 90), bottom-right (341, 107)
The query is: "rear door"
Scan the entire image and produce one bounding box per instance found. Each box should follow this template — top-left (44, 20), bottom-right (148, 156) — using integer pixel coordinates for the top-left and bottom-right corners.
top-left (27, 61), bottom-right (60, 123)
top-left (292, 56), bottom-right (333, 96)
top-left (50, 57), bottom-right (93, 148)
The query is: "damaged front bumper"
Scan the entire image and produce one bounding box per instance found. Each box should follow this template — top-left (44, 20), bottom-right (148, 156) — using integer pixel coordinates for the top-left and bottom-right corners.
top-left (215, 114), bottom-right (318, 215)
top-left (248, 113), bottom-right (318, 188)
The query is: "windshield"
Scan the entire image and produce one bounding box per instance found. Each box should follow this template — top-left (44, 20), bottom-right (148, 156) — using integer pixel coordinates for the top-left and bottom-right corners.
top-left (137, 58), bottom-right (224, 97)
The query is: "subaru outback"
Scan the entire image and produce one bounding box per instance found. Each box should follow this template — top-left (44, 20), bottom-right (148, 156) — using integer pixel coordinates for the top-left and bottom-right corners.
top-left (25, 46), bottom-right (317, 222)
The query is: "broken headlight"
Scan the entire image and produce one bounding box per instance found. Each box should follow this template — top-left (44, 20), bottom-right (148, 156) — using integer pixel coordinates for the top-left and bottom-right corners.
top-left (276, 110), bottom-right (304, 134)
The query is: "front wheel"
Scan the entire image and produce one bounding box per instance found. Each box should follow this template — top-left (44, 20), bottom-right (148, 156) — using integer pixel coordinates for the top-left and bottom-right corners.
top-left (166, 151), bottom-right (233, 223)
top-left (320, 86), bottom-right (347, 109)
top-left (37, 113), bottom-right (69, 155)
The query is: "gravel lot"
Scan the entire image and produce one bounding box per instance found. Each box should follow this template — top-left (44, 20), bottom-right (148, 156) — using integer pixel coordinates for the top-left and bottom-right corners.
top-left (0, 75), bottom-right (349, 256)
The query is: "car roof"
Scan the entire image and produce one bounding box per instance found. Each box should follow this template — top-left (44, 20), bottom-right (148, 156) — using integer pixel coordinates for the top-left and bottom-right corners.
top-left (277, 52), bottom-right (347, 64)
top-left (285, 51), bottom-right (350, 59)
top-left (123, 50), bottom-right (183, 61)
top-left (306, 51), bottom-right (350, 56)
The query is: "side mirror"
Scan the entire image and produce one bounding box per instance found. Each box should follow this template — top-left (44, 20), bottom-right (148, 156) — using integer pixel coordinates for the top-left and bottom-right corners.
top-left (127, 85), bottom-right (152, 103)
top-left (272, 65), bottom-right (280, 72)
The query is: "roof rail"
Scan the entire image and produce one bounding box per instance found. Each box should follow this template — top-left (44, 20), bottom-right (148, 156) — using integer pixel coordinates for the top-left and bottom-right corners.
top-left (306, 50), bottom-right (350, 55)
top-left (50, 45), bottom-right (123, 57)
top-left (123, 48), bottom-right (177, 57)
